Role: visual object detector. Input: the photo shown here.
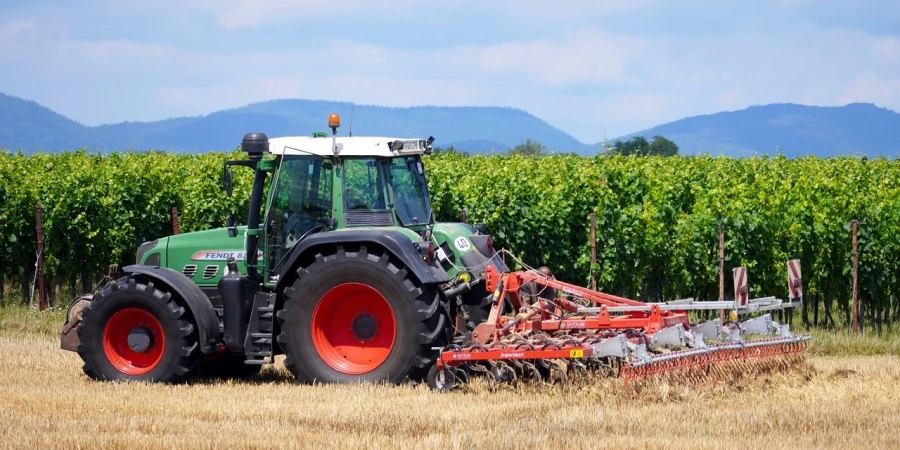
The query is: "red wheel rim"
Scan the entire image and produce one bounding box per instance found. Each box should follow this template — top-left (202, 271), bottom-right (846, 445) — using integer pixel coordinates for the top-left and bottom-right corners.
top-left (102, 307), bottom-right (166, 375)
top-left (311, 283), bottom-right (397, 375)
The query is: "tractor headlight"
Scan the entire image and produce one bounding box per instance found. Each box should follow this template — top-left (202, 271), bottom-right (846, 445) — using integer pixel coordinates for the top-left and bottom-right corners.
top-left (136, 240), bottom-right (159, 264)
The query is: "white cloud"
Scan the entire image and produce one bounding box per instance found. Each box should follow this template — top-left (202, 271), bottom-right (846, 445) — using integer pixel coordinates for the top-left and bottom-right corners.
top-left (156, 0), bottom-right (421, 30)
top-left (467, 31), bottom-right (637, 86)
top-left (774, 0), bottom-right (812, 7)
top-left (836, 72), bottom-right (900, 105)
top-left (4, 2), bottom-right (900, 142)
top-left (872, 37), bottom-right (900, 62)
top-left (157, 75), bottom-right (485, 117)
top-left (715, 89), bottom-right (745, 110)
top-left (479, 0), bottom-right (656, 21)
top-left (0, 19), bottom-right (37, 41)
top-left (101, 0), bottom-right (654, 30)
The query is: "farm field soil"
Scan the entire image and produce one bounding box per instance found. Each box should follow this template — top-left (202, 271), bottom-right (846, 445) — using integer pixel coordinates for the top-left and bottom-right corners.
top-left (0, 313), bottom-right (898, 449)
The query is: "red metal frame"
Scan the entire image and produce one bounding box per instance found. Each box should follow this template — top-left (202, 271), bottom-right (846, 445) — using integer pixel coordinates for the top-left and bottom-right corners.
top-left (437, 266), bottom-right (700, 370)
top-left (470, 265), bottom-right (691, 344)
top-left (441, 346), bottom-right (593, 364)
top-left (436, 264), bottom-right (809, 384)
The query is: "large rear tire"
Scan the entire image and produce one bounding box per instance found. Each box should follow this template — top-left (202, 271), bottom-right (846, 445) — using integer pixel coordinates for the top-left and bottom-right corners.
top-left (276, 244), bottom-right (449, 384)
top-left (75, 278), bottom-right (201, 383)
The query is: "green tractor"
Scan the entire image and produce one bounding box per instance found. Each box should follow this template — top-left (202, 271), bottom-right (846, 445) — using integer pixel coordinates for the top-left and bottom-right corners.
top-left (60, 113), bottom-right (504, 386)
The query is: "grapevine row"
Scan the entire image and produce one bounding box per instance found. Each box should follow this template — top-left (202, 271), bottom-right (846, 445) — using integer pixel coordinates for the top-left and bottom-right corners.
top-left (0, 149), bottom-right (897, 330)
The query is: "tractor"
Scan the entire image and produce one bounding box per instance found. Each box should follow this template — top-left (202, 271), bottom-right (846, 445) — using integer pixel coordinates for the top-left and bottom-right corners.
top-left (61, 113), bottom-right (503, 386)
top-left (60, 113), bottom-right (810, 391)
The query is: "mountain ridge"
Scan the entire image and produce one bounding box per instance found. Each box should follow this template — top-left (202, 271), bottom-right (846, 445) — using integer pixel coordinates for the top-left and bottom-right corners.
top-left (1, 92), bottom-right (899, 157)
top-left (612, 102), bottom-right (900, 158)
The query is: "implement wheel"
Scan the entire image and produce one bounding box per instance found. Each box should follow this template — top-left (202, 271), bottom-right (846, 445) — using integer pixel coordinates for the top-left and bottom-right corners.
top-left (75, 278), bottom-right (201, 383)
top-left (276, 244), bottom-right (449, 384)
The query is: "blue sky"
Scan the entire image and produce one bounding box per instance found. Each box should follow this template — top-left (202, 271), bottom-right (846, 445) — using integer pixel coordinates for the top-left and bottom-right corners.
top-left (1, 0), bottom-right (899, 143)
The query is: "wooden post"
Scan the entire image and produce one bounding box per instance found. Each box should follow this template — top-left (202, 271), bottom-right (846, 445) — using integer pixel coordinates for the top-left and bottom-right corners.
top-left (35, 204), bottom-right (46, 311)
top-left (589, 213), bottom-right (597, 291)
top-left (460, 209), bottom-right (467, 223)
top-left (172, 207), bottom-right (180, 235)
top-left (718, 226), bottom-right (725, 322)
top-left (851, 220), bottom-right (860, 333)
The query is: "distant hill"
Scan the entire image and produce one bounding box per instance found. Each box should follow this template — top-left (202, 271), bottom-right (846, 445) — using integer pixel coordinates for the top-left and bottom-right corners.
top-left (0, 93), bottom-right (592, 154)
top-left (613, 103), bottom-right (900, 158)
top-left (3, 93), bottom-right (900, 158)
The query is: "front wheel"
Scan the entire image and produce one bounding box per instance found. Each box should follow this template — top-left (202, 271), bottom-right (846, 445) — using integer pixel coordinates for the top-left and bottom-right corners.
top-left (75, 278), bottom-right (201, 383)
top-left (276, 244), bottom-right (449, 384)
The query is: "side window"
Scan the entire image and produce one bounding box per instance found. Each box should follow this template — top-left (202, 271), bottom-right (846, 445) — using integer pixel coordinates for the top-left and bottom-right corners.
top-left (266, 157), bottom-right (333, 278)
top-left (343, 158), bottom-right (387, 210)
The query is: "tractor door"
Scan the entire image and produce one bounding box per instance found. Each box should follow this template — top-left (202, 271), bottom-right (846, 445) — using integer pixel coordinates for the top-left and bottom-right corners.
top-left (264, 156), bottom-right (333, 282)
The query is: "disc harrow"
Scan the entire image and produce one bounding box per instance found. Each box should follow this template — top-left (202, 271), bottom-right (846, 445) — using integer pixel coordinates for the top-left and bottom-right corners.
top-left (428, 260), bottom-right (811, 391)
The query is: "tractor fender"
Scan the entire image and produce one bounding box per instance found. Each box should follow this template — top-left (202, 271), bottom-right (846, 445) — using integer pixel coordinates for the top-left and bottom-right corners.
top-left (274, 230), bottom-right (451, 293)
top-left (121, 265), bottom-right (222, 354)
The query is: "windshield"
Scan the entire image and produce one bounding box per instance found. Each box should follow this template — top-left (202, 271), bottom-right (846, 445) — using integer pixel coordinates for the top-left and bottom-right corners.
top-left (388, 156), bottom-right (432, 226)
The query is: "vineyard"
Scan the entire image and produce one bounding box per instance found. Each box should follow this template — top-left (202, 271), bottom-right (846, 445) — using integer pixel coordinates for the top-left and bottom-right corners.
top-left (1, 148), bottom-right (898, 332)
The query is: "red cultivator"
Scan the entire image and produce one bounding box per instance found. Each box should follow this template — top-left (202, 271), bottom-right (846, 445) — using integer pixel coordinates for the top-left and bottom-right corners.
top-left (427, 259), bottom-right (810, 391)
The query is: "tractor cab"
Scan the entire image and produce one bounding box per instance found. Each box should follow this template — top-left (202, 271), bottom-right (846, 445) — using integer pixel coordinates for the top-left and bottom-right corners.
top-left (253, 131), bottom-right (437, 283)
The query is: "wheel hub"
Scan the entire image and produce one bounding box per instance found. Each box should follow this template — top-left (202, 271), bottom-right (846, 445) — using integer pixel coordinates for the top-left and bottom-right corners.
top-left (102, 307), bottom-right (166, 376)
top-left (353, 315), bottom-right (377, 340)
top-left (311, 283), bottom-right (398, 375)
top-left (127, 328), bottom-right (152, 353)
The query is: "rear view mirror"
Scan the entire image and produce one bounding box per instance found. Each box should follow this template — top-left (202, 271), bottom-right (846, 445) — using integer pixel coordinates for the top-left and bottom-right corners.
top-left (226, 215), bottom-right (237, 237)
top-left (223, 168), bottom-right (233, 197)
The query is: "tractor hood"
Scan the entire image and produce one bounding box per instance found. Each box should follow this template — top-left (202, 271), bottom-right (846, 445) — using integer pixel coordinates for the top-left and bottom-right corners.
top-left (140, 226), bottom-right (258, 288)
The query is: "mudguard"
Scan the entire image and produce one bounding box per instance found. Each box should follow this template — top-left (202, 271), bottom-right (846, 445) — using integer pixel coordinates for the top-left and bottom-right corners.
top-left (60, 266), bottom-right (222, 355)
top-left (274, 230), bottom-right (451, 292)
top-left (119, 265), bottom-right (222, 354)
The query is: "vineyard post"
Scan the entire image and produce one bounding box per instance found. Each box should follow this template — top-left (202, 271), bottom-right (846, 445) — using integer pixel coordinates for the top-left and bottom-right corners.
top-left (35, 204), bottom-right (46, 311)
top-left (590, 213), bottom-right (597, 291)
top-left (718, 225), bottom-right (725, 322)
top-left (172, 207), bottom-right (180, 235)
top-left (851, 220), bottom-right (859, 334)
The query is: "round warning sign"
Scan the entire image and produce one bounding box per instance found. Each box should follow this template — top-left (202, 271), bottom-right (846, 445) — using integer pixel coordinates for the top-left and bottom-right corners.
top-left (454, 236), bottom-right (471, 252)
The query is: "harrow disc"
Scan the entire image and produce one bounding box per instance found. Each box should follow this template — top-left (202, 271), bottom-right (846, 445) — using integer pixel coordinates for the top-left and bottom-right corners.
top-left (431, 328), bottom-right (811, 391)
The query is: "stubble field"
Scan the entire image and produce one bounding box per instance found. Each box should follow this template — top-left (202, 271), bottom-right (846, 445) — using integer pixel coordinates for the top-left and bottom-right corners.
top-left (0, 307), bottom-right (898, 450)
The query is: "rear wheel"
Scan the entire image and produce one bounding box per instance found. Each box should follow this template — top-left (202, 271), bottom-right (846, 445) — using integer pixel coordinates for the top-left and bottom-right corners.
top-left (276, 244), bottom-right (449, 384)
top-left (75, 278), bottom-right (201, 383)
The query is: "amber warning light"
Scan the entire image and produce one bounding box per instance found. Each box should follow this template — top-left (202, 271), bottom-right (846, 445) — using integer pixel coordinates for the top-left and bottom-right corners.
top-left (328, 113), bottom-right (341, 156)
top-left (328, 113), bottom-right (341, 133)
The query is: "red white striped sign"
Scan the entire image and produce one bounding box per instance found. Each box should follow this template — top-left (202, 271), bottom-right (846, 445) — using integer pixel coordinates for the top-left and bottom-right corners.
top-left (733, 266), bottom-right (748, 308)
top-left (787, 259), bottom-right (803, 299)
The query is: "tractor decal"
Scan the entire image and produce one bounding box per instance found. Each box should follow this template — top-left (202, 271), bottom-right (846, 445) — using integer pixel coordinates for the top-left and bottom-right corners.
top-left (191, 250), bottom-right (264, 261)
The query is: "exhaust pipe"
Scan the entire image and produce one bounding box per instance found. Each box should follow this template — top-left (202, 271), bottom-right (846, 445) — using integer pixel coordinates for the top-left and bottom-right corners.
top-left (242, 132), bottom-right (269, 279)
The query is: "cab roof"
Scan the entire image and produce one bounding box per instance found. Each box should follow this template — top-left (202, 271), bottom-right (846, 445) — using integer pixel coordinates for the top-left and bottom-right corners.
top-left (267, 136), bottom-right (431, 157)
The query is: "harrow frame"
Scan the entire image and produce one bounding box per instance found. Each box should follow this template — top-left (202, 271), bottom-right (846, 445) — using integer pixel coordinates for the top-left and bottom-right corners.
top-left (430, 260), bottom-right (811, 391)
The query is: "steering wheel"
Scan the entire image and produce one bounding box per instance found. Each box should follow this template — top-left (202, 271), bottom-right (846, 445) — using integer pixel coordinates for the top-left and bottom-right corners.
top-left (284, 213), bottom-right (332, 249)
top-left (286, 224), bottom-right (327, 249)
top-left (283, 211), bottom-right (312, 237)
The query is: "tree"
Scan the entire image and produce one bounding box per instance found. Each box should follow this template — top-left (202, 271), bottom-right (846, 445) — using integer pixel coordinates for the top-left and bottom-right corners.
top-left (611, 136), bottom-right (649, 156)
top-left (509, 138), bottom-right (545, 156)
top-left (610, 136), bottom-right (678, 156)
top-left (649, 135), bottom-right (679, 156)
